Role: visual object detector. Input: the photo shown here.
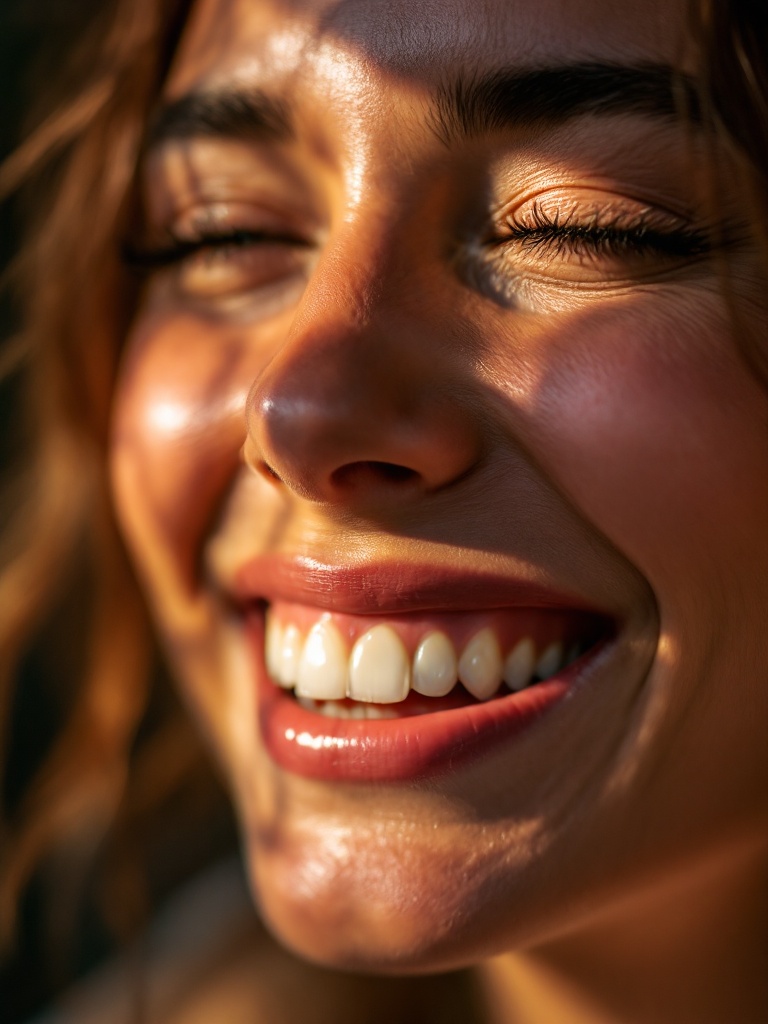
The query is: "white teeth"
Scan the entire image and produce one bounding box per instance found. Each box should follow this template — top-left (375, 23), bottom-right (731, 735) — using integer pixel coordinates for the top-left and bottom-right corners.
top-left (458, 628), bottom-right (502, 700)
top-left (295, 619), bottom-right (348, 700)
top-left (265, 613), bottom-right (285, 684)
top-left (412, 631), bottom-right (458, 697)
top-left (302, 699), bottom-right (399, 720)
top-left (348, 625), bottom-right (410, 703)
top-left (295, 696), bottom-right (319, 711)
top-left (267, 611), bottom-right (580, 707)
top-left (279, 623), bottom-right (303, 687)
top-left (535, 641), bottom-right (563, 681)
top-left (503, 637), bottom-right (536, 692)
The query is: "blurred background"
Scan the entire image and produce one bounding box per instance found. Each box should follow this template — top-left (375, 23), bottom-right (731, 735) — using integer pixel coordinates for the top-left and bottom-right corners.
top-left (0, 5), bottom-right (72, 1018)
top-left (0, 5), bottom-right (239, 1020)
top-left (1, 11), bottom-right (99, 1017)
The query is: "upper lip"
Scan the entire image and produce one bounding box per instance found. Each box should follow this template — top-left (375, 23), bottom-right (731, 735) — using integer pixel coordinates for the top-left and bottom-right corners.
top-left (229, 554), bottom-right (612, 617)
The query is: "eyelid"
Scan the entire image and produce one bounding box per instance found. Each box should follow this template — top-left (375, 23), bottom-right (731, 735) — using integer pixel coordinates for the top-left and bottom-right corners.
top-left (131, 198), bottom-right (316, 259)
top-left (494, 186), bottom-right (694, 235)
top-left (140, 134), bottom-right (323, 217)
top-left (167, 200), bottom-right (304, 242)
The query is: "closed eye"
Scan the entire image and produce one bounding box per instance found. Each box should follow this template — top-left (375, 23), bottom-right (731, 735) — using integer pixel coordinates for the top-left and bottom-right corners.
top-left (123, 228), bottom-right (310, 270)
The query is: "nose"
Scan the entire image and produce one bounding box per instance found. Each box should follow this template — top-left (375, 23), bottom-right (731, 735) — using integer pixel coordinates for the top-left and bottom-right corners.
top-left (245, 240), bottom-right (483, 507)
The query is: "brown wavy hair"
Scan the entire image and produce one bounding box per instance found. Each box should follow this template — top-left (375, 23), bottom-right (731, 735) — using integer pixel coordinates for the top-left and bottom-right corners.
top-left (0, 0), bottom-right (200, 954)
top-left (0, 0), bottom-right (766, 970)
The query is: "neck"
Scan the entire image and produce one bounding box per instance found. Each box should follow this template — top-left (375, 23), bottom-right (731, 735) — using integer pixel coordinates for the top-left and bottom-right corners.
top-left (478, 832), bottom-right (768, 1024)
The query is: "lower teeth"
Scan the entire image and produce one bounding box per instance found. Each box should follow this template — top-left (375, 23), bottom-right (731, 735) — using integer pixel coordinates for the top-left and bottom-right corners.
top-left (296, 696), bottom-right (400, 719)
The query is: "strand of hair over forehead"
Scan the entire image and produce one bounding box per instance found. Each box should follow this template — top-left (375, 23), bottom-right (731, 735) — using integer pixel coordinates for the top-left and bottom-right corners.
top-left (0, 0), bottom-right (192, 202)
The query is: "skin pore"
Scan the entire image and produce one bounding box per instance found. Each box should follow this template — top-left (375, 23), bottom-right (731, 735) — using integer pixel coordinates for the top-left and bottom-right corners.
top-left (109, 0), bottom-right (768, 1021)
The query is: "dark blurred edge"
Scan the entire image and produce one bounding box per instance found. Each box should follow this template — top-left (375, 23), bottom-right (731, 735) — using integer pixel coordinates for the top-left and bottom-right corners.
top-left (0, 5), bottom-right (239, 1021)
top-left (1, 8), bottom-right (109, 1020)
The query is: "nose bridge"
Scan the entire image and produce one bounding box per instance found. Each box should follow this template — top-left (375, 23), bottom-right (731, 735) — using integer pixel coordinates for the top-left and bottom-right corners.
top-left (292, 210), bottom-right (398, 348)
top-left (245, 191), bottom-right (482, 506)
top-left (291, 110), bottom-right (437, 354)
top-left (253, 205), bottom-right (420, 420)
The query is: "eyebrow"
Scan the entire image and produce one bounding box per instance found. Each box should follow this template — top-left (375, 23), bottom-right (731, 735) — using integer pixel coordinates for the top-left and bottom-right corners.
top-left (432, 62), bottom-right (700, 144)
top-left (146, 88), bottom-right (293, 149)
top-left (145, 61), bottom-right (700, 153)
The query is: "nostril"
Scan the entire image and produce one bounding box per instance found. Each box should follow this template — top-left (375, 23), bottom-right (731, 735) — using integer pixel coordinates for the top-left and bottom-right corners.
top-left (257, 460), bottom-right (283, 483)
top-left (330, 460), bottom-right (420, 490)
top-left (368, 461), bottom-right (419, 483)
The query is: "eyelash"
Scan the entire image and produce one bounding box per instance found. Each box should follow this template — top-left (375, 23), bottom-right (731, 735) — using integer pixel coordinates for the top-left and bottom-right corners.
top-left (124, 228), bottom-right (302, 269)
top-left (123, 206), bottom-right (711, 276)
top-left (501, 202), bottom-right (712, 262)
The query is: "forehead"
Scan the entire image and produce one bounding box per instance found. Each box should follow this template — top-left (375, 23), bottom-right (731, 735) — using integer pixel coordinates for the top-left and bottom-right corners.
top-left (166, 0), bottom-right (692, 99)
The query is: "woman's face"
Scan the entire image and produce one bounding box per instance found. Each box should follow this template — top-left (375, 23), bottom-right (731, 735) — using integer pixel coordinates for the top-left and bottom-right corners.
top-left (111, 0), bottom-right (768, 970)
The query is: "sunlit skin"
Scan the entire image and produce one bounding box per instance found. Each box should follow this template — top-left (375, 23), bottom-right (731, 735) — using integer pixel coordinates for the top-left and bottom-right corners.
top-left (110, 0), bottom-right (768, 1020)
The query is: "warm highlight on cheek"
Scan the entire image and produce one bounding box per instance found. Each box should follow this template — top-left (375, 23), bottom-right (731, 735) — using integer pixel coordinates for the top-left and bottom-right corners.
top-left (111, 316), bottom-right (254, 590)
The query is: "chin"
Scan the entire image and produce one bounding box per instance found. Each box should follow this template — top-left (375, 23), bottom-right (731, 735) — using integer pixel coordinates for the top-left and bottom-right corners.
top-left (242, 828), bottom-right (493, 974)
top-left (231, 742), bottom-right (586, 977)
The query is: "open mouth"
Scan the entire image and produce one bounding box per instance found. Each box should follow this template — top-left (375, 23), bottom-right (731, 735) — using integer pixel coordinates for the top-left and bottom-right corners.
top-left (233, 557), bottom-right (616, 781)
top-left (263, 603), bottom-right (607, 716)
top-left (247, 605), bottom-right (612, 781)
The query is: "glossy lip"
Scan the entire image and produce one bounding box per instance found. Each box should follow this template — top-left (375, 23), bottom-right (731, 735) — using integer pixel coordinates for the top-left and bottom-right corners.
top-left (232, 554), bottom-right (603, 614)
top-left (248, 612), bottom-right (608, 782)
top-left (231, 555), bottom-right (616, 783)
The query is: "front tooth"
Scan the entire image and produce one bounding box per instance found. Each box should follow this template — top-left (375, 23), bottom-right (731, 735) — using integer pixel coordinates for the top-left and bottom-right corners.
top-left (458, 628), bottom-right (502, 700)
top-left (348, 625), bottom-right (410, 703)
top-left (265, 614), bottom-right (286, 684)
top-left (535, 641), bottom-right (563, 680)
top-left (279, 623), bottom-right (303, 686)
top-left (503, 637), bottom-right (535, 691)
top-left (295, 619), bottom-right (348, 700)
top-left (412, 632), bottom-right (458, 697)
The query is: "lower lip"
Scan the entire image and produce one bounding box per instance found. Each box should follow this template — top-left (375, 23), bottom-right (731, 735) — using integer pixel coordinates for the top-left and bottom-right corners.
top-left (248, 615), bottom-right (584, 782)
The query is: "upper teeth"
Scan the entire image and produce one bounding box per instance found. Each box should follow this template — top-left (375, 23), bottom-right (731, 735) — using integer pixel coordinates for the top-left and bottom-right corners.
top-left (413, 631), bottom-right (458, 697)
top-left (349, 624), bottom-right (411, 703)
top-left (296, 619), bottom-right (348, 700)
top-left (265, 612), bottom-right (580, 705)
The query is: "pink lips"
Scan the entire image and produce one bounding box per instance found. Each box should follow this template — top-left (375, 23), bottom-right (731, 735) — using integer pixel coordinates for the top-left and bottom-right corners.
top-left (234, 556), bottom-right (612, 782)
top-left (233, 555), bottom-right (600, 613)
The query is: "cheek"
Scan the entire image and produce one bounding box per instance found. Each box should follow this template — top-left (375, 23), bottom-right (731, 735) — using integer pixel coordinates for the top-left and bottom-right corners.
top-left (109, 313), bottom-right (256, 595)
top-left (503, 292), bottom-right (768, 601)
